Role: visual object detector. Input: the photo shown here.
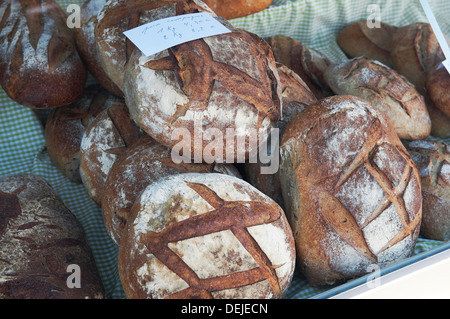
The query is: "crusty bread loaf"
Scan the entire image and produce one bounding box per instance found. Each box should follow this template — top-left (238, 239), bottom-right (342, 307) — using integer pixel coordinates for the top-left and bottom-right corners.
top-left (0, 174), bottom-right (104, 299)
top-left (102, 134), bottom-right (242, 245)
top-left (118, 173), bottom-right (295, 299)
top-left (0, 0), bottom-right (87, 109)
top-left (403, 140), bottom-right (449, 241)
top-left (80, 102), bottom-right (142, 205)
top-left (325, 57), bottom-right (431, 140)
top-left (75, 0), bottom-right (123, 97)
top-left (45, 85), bottom-right (123, 183)
top-left (123, 1), bottom-right (282, 163)
top-left (267, 35), bottom-right (333, 99)
top-left (279, 95), bottom-right (422, 286)
top-left (337, 20), bottom-right (397, 68)
top-left (202, 0), bottom-right (273, 19)
top-left (427, 65), bottom-right (450, 119)
top-left (391, 23), bottom-right (445, 95)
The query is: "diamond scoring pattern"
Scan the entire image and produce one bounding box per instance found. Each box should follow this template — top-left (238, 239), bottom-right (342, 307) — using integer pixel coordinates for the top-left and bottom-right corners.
top-left (324, 118), bottom-right (421, 261)
top-left (139, 182), bottom-right (285, 299)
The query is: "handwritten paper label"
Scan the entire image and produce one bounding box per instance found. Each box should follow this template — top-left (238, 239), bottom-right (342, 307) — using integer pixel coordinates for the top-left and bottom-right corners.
top-left (420, 0), bottom-right (450, 73)
top-left (123, 12), bottom-right (231, 57)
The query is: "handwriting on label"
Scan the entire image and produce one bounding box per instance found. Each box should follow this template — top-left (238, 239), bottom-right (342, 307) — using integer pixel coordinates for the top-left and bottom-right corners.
top-left (123, 12), bottom-right (232, 57)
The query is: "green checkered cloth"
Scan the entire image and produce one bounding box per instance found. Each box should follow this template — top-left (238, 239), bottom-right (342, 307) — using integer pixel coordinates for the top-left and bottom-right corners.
top-left (0, 0), bottom-right (448, 299)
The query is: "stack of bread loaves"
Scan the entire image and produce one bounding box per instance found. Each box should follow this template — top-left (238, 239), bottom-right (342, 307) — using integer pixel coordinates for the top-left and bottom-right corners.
top-left (1, 0), bottom-right (448, 298)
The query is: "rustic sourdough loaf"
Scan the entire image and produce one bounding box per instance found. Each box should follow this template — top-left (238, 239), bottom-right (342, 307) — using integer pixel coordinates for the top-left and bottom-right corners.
top-left (325, 57), bottom-right (431, 140)
top-left (123, 0), bottom-right (282, 163)
top-left (427, 65), bottom-right (450, 119)
top-left (0, 0), bottom-right (86, 108)
top-left (0, 174), bottom-right (104, 299)
top-left (118, 173), bottom-right (295, 299)
top-left (279, 95), bottom-right (422, 286)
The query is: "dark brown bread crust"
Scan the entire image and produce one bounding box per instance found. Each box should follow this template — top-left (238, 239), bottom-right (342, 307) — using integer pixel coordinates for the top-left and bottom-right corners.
top-left (0, 0), bottom-right (87, 109)
top-left (267, 35), bottom-right (333, 100)
top-left (403, 140), bottom-right (450, 241)
top-left (75, 0), bottom-right (123, 97)
top-left (427, 66), bottom-right (450, 119)
top-left (202, 0), bottom-right (273, 19)
top-left (280, 95), bottom-right (422, 286)
top-left (0, 174), bottom-right (104, 299)
top-left (45, 85), bottom-right (123, 183)
top-left (391, 23), bottom-right (445, 95)
top-left (337, 20), bottom-right (397, 68)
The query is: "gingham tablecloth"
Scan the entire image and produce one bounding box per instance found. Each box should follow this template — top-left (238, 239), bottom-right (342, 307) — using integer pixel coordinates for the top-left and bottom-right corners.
top-left (0, 0), bottom-right (448, 299)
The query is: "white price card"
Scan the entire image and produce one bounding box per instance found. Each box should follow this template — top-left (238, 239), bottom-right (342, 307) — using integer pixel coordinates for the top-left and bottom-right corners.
top-left (420, 0), bottom-right (450, 73)
top-left (123, 12), bottom-right (232, 57)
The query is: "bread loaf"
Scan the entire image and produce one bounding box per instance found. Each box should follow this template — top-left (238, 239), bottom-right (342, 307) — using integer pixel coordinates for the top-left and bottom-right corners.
top-left (280, 95), bottom-right (422, 286)
top-left (0, 174), bottom-right (104, 299)
top-left (427, 65), bottom-right (450, 119)
top-left (0, 0), bottom-right (87, 109)
top-left (337, 20), bottom-right (397, 68)
top-left (403, 140), bottom-right (449, 241)
top-left (202, 0), bottom-right (273, 19)
top-left (267, 35), bottom-right (333, 99)
top-left (390, 23), bottom-right (445, 95)
top-left (45, 85), bottom-right (123, 183)
top-left (324, 57), bottom-right (431, 140)
top-left (80, 101), bottom-right (142, 205)
top-left (102, 134), bottom-right (242, 245)
top-left (118, 173), bottom-right (295, 299)
top-left (123, 1), bottom-right (282, 163)
top-left (75, 0), bottom-right (123, 97)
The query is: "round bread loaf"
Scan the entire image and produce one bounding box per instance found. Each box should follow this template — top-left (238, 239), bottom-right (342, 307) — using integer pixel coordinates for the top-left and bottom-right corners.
top-left (267, 35), bottom-right (333, 99)
top-left (279, 95), bottom-right (422, 286)
top-left (118, 173), bottom-right (295, 299)
top-left (102, 134), bottom-right (242, 245)
top-left (0, 0), bottom-right (87, 109)
top-left (80, 101), bottom-right (142, 205)
top-left (337, 20), bottom-right (397, 68)
top-left (202, 0), bottom-right (273, 19)
top-left (427, 65), bottom-right (450, 119)
top-left (390, 23), bottom-right (445, 95)
top-left (124, 8), bottom-right (281, 163)
top-left (75, 0), bottom-right (123, 97)
top-left (0, 174), bottom-right (105, 299)
top-left (45, 85), bottom-right (123, 183)
top-left (403, 140), bottom-right (449, 241)
top-left (324, 57), bottom-right (431, 140)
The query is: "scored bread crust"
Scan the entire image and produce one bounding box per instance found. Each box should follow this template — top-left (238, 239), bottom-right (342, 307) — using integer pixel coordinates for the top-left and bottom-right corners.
top-left (0, 174), bottom-right (104, 299)
top-left (279, 95), bottom-right (422, 286)
top-left (0, 0), bottom-right (87, 108)
top-left (325, 57), bottom-right (431, 140)
top-left (118, 173), bottom-right (295, 299)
